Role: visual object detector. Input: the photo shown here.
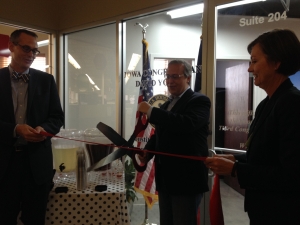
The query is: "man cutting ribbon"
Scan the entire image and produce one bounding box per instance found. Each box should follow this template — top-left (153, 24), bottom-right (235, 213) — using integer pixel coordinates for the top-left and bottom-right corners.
top-left (137, 59), bottom-right (211, 225)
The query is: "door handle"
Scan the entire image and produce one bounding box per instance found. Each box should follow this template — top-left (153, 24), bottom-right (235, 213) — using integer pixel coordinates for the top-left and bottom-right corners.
top-left (208, 149), bottom-right (216, 177)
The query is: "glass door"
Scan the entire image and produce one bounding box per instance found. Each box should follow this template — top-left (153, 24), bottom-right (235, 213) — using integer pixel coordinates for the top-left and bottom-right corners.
top-left (123, 5), bottom-right (204, 224)
top-left (63, 24), bottom-right (117, 130)
top-left (206, 0), bottom-right (300, 224)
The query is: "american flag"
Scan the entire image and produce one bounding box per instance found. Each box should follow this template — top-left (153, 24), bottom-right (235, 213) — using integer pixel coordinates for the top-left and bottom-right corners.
top-left (133, 38), bottom-right (158, 208)
top-left (194, 38), bottom-right (202, 92)
top-left (196, 37), bottom-right (203, 225)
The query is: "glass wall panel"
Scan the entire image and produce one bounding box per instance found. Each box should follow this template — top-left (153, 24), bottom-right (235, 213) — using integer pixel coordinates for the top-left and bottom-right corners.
top-left (123, 6), bottom-right (203, 223)
top-left (64, 24), bottom-right (117, 130)
top-left (214, 0), bottom-right (300, 223)
top-left (123, 11), bottom-right (202, 140)
top-left (216, 0), bottom-right (300, 151)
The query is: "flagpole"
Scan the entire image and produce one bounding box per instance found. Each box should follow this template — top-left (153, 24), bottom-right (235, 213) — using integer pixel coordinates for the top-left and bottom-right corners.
top-left (135, 23), bottom-right (149, 39)
top-left (141, 202), bottom-right (150, 225)
top-left (135, 22), bottom-right (152, 225)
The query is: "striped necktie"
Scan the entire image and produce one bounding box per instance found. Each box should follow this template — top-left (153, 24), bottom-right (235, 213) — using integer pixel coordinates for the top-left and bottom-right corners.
top-left (12, 71), bottom-right (30, 83)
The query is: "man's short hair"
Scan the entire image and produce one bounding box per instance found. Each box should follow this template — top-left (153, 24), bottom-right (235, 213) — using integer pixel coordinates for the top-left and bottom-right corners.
top-left (168, 59), bottom-right (192, 78)
top-left (10, 29), bottom-right (38, 44)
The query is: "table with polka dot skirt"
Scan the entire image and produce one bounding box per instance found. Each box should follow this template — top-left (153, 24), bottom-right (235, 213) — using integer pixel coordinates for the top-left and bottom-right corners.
top-left (46, 172), bottom-right (130, 225)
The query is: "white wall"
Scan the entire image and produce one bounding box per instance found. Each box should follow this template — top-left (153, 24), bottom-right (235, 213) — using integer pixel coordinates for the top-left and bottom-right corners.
top-left (215, 14), bottom-right (300, 118)
top-left (125, 13), bottom-right (202, 72)
top-left (216, 15), bottom-right (300, 60)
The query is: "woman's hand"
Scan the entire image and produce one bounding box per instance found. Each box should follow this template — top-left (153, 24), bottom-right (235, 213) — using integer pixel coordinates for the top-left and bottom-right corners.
top-left (214, 154), bottom-right (236, 162)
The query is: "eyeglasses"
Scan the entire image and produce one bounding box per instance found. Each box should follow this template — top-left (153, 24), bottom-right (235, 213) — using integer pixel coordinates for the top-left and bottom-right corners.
top-left (165, 74), bottom-right (184, 79)
top-left (14, 43), bottom-right (40, 56)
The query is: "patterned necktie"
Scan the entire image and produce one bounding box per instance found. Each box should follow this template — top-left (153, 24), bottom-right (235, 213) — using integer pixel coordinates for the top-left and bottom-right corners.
top-left (12, 71), bottom-right (30, 83)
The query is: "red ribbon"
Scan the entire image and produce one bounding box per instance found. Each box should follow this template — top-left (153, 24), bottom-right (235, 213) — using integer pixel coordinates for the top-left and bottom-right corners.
top-left (210, 174), bottom-right (224, 225)
top-left (41, 131), bottom-right (207, 162)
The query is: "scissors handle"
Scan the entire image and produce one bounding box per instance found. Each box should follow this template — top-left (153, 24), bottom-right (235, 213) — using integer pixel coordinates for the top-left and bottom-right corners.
top-left (126, 112), bottom-right (149, 172)
top-left (134, 112), bottom-right (149, 136)
top-left (131, 152), bottom-right (148, 172)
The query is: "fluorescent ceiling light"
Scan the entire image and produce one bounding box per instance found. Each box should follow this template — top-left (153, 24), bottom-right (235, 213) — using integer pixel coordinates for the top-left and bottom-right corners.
top-left (167, 3), bottom-right (204, 19)
top-left (127, 53), bottom-right (141, 71)
top-left (85, 74), bottom-right (95, 85)
top-left (217, 0), bottom-right (266, 9)
top-left (85, 74), bottom-right (100, 91)
top-left (125, 53), bottom-right (141, 84)
top-left (38, 40), bottom-right (49, 47)
top-left (0, 49), bottom-right (10, 55)
top-left (68, 53), bottom-right (81, 69)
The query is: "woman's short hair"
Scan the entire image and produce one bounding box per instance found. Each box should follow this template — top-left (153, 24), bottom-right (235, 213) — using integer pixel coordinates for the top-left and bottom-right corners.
top-left (247, 29), bottom-right (300, 76)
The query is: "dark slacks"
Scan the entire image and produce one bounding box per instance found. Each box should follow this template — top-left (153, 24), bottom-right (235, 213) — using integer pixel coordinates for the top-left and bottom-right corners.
top-left (158, 190), bottom-right (202, 225)
top-left (0, 150), bottom-right (51, 225)
top-left (248, 205), bottom-right (300, 225)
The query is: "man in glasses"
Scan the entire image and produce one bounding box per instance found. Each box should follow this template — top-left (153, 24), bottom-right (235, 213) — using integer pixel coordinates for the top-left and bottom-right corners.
top-left (137, 59), bottom-right (211, 225)
top-left (0, 29), bottom-right (64, 225)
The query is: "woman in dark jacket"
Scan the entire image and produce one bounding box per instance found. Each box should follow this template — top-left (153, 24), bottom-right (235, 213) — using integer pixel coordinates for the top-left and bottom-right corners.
top-left (205, 29), bottom-right (300, 225)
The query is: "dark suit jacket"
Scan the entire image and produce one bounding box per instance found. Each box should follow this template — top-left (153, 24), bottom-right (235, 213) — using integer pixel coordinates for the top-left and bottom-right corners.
top-left (235, 79), bottom-right (300, 222)
top-left (145, 88), bottom-right (211, 195)
top-left (0, 67), bottom-right (64, 185)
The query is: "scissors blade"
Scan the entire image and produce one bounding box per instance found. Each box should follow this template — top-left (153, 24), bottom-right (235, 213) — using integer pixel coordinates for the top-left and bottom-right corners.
top-left (97, 122), bottom-right (129, 147)
top-left (87, 122), bottom-right (132, 172)
top-left (87, 148), bottom-right (128, 172)
top-left (96, 121), bottom-right (147, 172)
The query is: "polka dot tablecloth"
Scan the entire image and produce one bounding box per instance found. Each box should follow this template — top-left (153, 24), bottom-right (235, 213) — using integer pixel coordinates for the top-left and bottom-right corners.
top-left (18, 171), bottom-right (130, 225)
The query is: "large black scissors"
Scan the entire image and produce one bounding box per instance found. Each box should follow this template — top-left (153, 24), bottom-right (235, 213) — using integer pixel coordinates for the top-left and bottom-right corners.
top-left (87, 113), bottom-right (148, 172)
